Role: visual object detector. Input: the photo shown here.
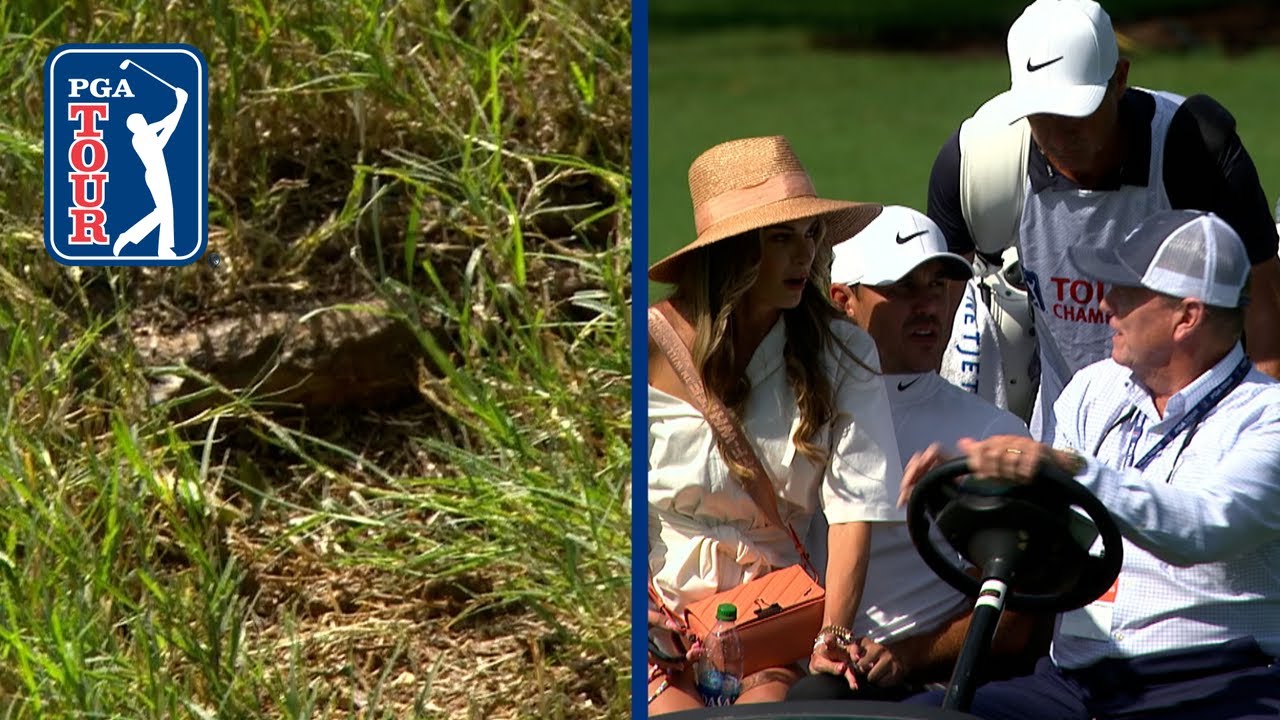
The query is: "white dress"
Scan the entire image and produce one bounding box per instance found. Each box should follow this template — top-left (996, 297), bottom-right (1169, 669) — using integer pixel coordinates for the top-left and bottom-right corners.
top-left (648, 316), bottom-right (905, 613)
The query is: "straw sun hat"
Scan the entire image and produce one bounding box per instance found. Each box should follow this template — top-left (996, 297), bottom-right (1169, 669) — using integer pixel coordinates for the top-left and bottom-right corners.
top-left (648, 136), bottom-right (883, 283)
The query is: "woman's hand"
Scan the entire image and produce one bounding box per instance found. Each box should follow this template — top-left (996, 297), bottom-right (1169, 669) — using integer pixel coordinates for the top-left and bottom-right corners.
top-left (853, 637), bottom-right (908, 687)
top-left (647, 607), bottom-right (701, 671)
top-left (809, 636), bottom-right (862, 690)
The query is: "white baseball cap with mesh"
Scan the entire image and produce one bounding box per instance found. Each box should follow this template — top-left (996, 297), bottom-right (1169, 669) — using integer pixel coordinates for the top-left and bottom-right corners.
top-left (830, 205), bottom-right (972, 286)
top-left (1069, 210), bottom-right (1251, 308)
top-left (984, 0), bottom-right (1119, 125)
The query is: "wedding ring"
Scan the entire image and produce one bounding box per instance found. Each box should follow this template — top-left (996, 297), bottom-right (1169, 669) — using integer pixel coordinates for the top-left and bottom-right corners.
top-left (1005, 448), bottom-right (1023, 455)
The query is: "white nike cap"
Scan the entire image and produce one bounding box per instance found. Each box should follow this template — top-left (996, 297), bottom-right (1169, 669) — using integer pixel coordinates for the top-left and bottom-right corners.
top-left (831, 205), bottom-right (973, 286)
top-left (984, 0), bottom-right (1119, 125)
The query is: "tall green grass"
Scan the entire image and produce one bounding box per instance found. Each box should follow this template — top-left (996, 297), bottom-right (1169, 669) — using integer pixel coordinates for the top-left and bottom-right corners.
top-left (0, 0), bottom-right (631, 717)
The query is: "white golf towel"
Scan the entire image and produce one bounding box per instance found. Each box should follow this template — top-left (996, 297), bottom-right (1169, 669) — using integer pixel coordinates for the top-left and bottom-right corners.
top-left (941, 278), bottom-right (1008, 411)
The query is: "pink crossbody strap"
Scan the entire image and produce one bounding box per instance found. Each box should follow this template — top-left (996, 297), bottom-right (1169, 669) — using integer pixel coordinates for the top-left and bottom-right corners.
top-left (648, 306), bottom-right (817, 576)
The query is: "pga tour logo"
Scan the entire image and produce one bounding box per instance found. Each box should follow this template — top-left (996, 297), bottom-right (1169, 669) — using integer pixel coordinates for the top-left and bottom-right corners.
top-left (44, 44), bottom-right (208, 266)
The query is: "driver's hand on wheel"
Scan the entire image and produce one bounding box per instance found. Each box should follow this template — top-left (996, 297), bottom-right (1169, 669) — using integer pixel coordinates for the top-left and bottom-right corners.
top-left (898, 442), bottom-right (951, 507)
top-left (957, 435), bottom-right (1056, 485)
top-left (809, 635), bottom-right (862, 690)
top-left (853, 637), bottom-right (908, 687)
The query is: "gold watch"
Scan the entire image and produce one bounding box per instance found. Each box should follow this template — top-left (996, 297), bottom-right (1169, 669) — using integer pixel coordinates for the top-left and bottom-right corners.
top-left (1058, 449), bottom-right (1087, 476)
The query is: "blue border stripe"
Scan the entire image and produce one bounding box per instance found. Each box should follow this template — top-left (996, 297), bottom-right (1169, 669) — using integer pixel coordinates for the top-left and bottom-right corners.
top-left (631, 0), bottom-right (650, 715)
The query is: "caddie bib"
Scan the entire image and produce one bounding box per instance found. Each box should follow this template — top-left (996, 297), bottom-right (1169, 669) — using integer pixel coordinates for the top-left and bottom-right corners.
top-left (1020, 89), bottom-right (1183, 441)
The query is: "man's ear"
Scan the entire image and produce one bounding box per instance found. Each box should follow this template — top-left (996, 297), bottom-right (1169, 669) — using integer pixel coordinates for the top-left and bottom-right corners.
top-left (1113, 57), bottom-right (1131, 94)
top-left (830, 283), bottom-right (858, 318)
top-left (1173, 298), bottom-right (1205, 342)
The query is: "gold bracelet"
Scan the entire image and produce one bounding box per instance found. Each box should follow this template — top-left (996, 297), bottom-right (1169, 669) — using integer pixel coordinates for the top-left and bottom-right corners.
top-left (814, 623), bottom-right (854, 648)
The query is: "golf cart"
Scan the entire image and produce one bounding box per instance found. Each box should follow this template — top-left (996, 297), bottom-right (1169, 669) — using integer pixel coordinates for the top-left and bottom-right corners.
top-left (660, 458), bottom-right (1123, 720)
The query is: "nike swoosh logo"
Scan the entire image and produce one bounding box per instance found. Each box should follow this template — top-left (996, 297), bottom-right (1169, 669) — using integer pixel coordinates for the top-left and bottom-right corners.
top-left (895, 230), bottom-right (928, 245)
top-left (1026, 56), bottom-right (1064, 72)
top-left (897, 378), bottom-right (921, 392)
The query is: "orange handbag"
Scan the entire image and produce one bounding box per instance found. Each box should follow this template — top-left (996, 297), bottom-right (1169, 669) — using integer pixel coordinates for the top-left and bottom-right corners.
top-left (649, 307), bottom-right (826, 676)
top-left (682, 564), bottom-right (825, 675)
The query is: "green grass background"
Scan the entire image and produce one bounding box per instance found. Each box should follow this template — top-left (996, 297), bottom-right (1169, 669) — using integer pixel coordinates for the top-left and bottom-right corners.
top-left (648, 0), bottom-right (1225, 33)
top-left (647, 29), bottom-right (1280, 298)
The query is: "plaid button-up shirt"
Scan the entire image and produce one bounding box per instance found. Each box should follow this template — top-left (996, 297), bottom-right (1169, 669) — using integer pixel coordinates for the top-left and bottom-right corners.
top-left (1049, 343), bottom-right (1280, 670)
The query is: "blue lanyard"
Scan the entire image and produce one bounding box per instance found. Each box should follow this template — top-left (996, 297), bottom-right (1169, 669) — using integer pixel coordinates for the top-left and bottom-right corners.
top-left (1122, 357), bottom-right (1252, 471)
top-left (1119, 412), bottom-right (1146, 468)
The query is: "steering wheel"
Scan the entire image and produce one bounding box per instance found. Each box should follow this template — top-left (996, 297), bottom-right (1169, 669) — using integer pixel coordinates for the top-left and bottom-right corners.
top-left (907, 457), bottom-right (1123, 613)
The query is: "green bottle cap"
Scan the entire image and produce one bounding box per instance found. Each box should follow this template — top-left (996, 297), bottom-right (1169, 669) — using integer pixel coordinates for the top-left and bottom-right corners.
top-left (716, 603), bottom-right (737, 622)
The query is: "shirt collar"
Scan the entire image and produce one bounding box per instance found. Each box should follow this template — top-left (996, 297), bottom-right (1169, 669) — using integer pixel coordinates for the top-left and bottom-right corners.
top-left (1129, 343), bottom-right (1247, 422)
top-left (1165, 343), bottom-right (1247, 418)
top-left (1028, 88), bottom-right (1154, 193)
top-left (886, 372), bottom-right (934, 400)
top-left (745, 315), bottom-right (787, 384)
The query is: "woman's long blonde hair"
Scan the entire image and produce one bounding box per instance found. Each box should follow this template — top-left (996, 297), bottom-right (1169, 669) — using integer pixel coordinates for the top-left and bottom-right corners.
top-left (669, 221), bottom-right (871, 470)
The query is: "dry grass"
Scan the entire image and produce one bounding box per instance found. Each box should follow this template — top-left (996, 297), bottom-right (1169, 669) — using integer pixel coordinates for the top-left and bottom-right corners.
top-left (0, 0), bottom-right (631, 717)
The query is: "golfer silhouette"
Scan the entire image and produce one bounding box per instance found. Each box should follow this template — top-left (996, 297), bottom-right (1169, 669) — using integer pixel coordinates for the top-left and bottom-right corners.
top-left (112, 85), bottom-right (187, 258)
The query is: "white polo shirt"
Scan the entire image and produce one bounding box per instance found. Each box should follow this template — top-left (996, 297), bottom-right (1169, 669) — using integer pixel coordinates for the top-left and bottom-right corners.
top-left (808, 371), bottom-right (1030, 642)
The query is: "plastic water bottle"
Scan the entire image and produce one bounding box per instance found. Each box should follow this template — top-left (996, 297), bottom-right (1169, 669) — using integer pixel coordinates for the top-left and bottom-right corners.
top-left (695, 603), bottom-right (744, 706)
